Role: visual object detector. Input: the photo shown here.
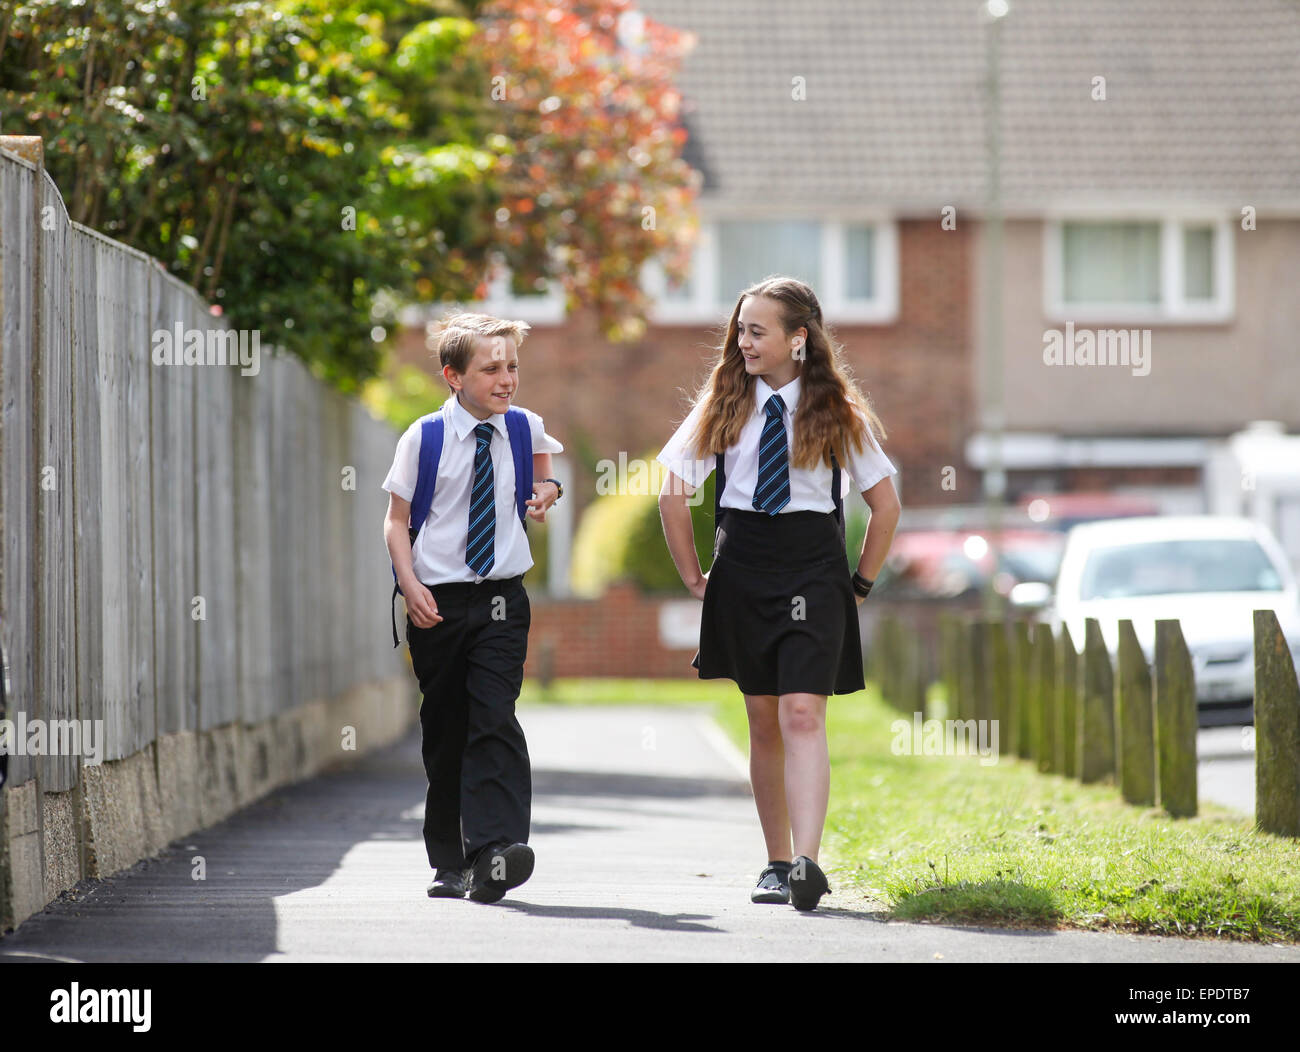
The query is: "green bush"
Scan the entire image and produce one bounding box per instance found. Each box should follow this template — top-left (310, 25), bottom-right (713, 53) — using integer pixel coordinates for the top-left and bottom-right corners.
top-left (361, 364), bottom-right (449, 432)
top-left (571, 457), bottom-right (872, 595)
top-left (619, 472), bottom-right (718, 593)
top-left (570, 458), bottom-right (716, 595)
top-left (522, 517), bottom-right (550, 591)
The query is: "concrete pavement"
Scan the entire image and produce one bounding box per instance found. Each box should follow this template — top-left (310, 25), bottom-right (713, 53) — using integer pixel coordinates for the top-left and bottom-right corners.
top-left (1, 705), bottom-right (1296, 963)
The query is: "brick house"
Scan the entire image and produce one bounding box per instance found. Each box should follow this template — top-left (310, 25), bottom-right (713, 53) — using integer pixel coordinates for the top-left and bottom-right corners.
top-left (391, 0), bottom-right (1300, 671)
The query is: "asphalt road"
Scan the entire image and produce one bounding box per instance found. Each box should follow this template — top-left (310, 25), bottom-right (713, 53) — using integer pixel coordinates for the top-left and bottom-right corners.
top-left (1, 705), bottom-right (1295, 963)
top-left (1197, 725), bottom-right (1256, 815)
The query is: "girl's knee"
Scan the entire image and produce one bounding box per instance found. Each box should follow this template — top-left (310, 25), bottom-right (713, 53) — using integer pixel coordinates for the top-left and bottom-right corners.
top-left (745, 695), bottom-right (782, 745)
top-left (779, 694), bottom-right (826, 736)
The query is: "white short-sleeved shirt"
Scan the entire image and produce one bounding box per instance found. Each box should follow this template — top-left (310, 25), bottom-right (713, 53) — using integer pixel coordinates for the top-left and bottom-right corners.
top-left (655, 374), bottom-right (896, 511)
top-left (382, 394), bottom-right (564, 584)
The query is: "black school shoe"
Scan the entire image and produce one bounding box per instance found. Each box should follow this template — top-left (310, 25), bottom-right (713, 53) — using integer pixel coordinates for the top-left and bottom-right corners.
top-left (751, 861), bottom-right (793, 904)
top-left (426, 867), bottom-right (468, 898)
top-left (788, 856), bottom-right (831, 911)
top-left (466, 842), bottom-right (535, 903)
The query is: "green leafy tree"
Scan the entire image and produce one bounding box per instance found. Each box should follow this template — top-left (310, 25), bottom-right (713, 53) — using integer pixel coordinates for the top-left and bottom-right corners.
top-left (1, 0), bottom-right (698, 387)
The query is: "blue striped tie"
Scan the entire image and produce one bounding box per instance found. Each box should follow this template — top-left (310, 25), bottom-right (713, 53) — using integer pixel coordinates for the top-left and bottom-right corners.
top-left (752, 394), bottom-right (791, 515)
top-left (466, 421), bottom-right (496, 576)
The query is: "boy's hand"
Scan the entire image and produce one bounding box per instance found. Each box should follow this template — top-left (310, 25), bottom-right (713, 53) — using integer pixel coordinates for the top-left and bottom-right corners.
top-left (526, 481), bottom-right (560, 522)
top-left (403, 579), bottom-right (442, 628)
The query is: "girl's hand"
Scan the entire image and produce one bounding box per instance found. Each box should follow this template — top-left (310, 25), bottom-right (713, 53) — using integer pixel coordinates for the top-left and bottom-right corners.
top-left (526, 481), bottom-right (560, 522)
top-left (687, 572), bottom-right (709, 601)
top-left (404, 581), bottom-right (443, 628)
top-left (855, 593), bottom-right (866, 606)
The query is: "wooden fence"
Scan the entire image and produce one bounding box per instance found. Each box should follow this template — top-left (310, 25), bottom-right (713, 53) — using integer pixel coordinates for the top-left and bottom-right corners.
top-left (0, 140), bottom-right (409, 928)
top-left (866, 605), bottom-right (1300, 836)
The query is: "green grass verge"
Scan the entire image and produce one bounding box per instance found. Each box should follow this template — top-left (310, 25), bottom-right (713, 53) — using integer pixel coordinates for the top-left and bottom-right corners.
top-left (519, 677), bottom-right (1300, 942)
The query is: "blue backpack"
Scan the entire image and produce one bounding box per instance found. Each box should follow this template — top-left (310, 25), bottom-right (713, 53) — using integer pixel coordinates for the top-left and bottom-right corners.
top-left (390, 406), bottom-right (533, 646)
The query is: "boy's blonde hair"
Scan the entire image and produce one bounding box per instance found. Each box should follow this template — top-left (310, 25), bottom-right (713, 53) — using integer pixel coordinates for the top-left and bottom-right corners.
top-left (434, 312), bottom-right (531, 379)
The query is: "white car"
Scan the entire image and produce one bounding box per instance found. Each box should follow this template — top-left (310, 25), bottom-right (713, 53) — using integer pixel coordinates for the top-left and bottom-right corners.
top-left (1046, 516), bottom-right (1300, 713)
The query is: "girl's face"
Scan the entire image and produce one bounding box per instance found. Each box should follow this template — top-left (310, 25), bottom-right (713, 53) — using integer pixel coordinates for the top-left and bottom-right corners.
top-left (446, 335), bottom-right (518, 420)
top-left (737, 296), bottom-right (804, 390)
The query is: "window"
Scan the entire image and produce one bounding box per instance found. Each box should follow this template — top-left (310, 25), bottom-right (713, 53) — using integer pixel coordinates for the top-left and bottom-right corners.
top-left (717, 220), bottom-right (823, 298)
top-left (1062, 222), bottom-right (1160, 304)
top-left (1045, 217), bottom-right (1233, 322)
top-left (1182, 225), bottom-right (1215, 301)
top-left (646, 219), bottom-right (899, 324)
top-left (1079, 539), bottom-right (1282, 600)
top-left (465, 252), bottom-right (565, 323)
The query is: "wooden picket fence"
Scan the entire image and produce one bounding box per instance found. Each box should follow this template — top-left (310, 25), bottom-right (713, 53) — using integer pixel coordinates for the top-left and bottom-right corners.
top-left (866, 608), bottom-right (1300, 836)
top-left (0, 136), bottom-right (411, 929)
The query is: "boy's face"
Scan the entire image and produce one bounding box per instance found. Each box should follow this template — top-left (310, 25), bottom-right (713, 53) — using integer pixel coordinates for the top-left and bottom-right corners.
top-left (447, 335), bottom-right (519, 419)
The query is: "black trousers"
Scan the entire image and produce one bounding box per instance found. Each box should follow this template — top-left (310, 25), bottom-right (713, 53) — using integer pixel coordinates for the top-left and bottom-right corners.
top-left (405, 574), bottom-right (531, 870)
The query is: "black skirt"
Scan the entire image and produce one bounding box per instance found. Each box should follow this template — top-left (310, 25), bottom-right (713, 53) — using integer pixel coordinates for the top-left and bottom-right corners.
top-left (691, 508), bottom-right (865, 696)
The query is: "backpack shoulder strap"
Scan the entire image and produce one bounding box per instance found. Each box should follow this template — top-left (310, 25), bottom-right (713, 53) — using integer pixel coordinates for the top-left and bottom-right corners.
top-left (392, 411), bottom-right (445, 646)
top-left (409, 413), bottom-right (445, 538)
top-left (504, 408), bottom-right (532, 522)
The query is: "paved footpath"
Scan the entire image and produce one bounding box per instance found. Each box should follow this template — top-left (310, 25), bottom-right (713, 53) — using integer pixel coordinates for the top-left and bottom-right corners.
top-left (2, 705), bottom-right (1297, 963)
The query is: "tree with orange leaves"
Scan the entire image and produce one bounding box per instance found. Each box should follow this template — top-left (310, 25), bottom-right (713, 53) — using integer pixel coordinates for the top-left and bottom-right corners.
top-left (475, 0), bottom-right (700, 342)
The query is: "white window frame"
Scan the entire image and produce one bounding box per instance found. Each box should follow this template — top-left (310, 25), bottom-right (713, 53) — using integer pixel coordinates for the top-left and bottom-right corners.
top-left (644, 218), bottom-right (899, 325)
top-left (1043, 213), bottom-right (1234, 324)
top-left (459, 251), bottom-right (567, 324)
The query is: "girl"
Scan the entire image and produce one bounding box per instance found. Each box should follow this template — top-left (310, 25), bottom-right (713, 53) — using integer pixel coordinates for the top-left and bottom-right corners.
top-left (656, 276), bottom-right (901, 912)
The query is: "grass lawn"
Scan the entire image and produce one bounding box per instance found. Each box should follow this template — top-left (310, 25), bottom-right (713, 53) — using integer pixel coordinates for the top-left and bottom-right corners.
top-left (518, 677), bottom-right (1300, 942)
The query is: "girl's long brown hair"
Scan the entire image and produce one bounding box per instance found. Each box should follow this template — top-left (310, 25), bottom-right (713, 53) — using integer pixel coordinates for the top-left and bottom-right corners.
top-left (686, 276), bottom-right (887, 470)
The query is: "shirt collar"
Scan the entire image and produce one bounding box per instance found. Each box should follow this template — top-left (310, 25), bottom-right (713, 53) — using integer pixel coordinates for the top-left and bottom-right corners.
top-left (448, 393), bottom-right (508, 442)
top-left (754, 373), bottom-right (801, 418)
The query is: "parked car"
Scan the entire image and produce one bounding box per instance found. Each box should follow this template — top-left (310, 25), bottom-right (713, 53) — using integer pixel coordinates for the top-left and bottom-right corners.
top-left (1016, 491), bottom-right (1161, 532)
top-left (1045, 516), bottom-right (1300, 720)
top-left (875, 528), bottom-right (1064, 600)
top-left (888, 492), bottom-right (1156, 604)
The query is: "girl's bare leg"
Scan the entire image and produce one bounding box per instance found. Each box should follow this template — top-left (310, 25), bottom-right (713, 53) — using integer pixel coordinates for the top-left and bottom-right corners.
top-left (778, 692), bottom-right (829, 861)
top-left (743, 693), bottom-right (792, 862)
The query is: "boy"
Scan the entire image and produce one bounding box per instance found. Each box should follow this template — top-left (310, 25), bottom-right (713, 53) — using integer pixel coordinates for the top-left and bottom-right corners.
top-left (382, 312), bottom-right (563, 902)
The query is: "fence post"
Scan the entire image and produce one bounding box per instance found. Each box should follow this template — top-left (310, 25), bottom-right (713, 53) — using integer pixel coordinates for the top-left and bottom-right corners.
top-left (1013, 620), bottom-right (1033, 761)
top-left (955, 615), bottom-right (974, 723)
top-left (879, 615), bottom-right (899, 709)
top-left (889, 615), bottom-right (905, 711)
top-left (988, 617), bottom-right (1012, 757)
top-left (1079, 617), bottom-right (1115, 783)
top-left (1057, 623), bottom-right (1078, 778)
top-left (1116, 619), bottom-right (1156, 806)
top-left (1154, 619), bottom-right (1197, 818)
top-left (970, 619), bottom-right (991, 725)
top-left (912, 619), bottom-right (929, 718)
top-left (894, 618), bottom-right (913, 714)
top-left (1035, 622), bottom-right (1058, 773)
top-left (938, 612), bottom-right (956, 720)
top-left (1254, 610), bottom-right (1300, 836)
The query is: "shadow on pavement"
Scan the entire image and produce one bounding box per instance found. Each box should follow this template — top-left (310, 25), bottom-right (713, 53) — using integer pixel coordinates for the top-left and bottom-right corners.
top-left (0, 723), bottom-right (755, 962)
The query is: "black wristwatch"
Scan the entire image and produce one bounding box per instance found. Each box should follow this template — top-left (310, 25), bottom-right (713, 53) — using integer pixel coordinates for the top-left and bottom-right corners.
top-left (852, 572), bottom-right (874, 598)
top-left (541, 477), bottom-right (563, 501)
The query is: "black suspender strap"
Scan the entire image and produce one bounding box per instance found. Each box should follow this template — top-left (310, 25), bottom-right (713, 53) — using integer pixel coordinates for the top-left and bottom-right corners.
top-left (831, 452), bottom-right (846, 553)
top-left (830, 454), bottom-right (842, 526)
top-left (714, 452), bottom-right (726, 527)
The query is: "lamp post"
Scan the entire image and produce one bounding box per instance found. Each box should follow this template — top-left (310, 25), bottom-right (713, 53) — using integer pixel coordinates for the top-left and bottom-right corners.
top-left (981, 0), bottom-right (1008, 615)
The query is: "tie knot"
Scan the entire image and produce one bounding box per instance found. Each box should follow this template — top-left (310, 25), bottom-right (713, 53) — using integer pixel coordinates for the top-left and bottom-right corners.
top-left (474, 422), bottom-right (494, 443)
top-left (765, 394), bottom-right (786, 419)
